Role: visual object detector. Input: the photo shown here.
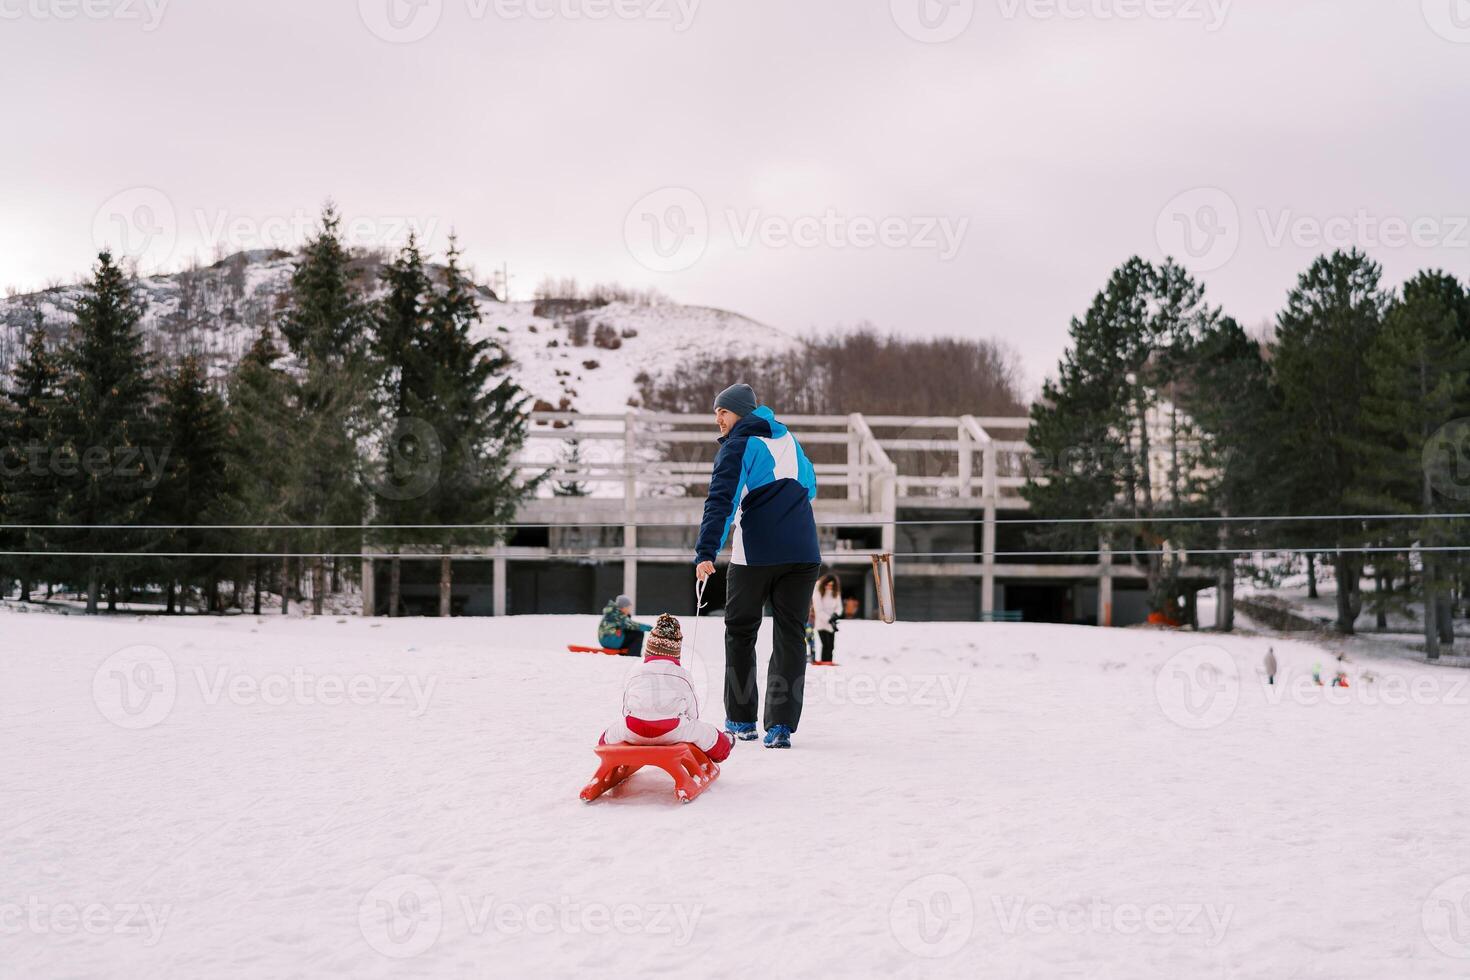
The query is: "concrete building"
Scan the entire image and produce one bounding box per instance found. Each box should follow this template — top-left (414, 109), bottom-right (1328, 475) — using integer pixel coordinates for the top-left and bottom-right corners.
top-left (361, 411), bottom-right (1214, 624)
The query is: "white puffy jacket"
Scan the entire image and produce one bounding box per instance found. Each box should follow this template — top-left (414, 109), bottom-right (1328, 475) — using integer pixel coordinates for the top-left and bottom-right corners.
top-left (814, 591), bottom-right (843, 634)
top-left (601, 658), bottom-right (725, 755)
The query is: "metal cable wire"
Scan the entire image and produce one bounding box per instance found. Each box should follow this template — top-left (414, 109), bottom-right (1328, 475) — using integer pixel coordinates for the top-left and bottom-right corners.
top-left (0, 513), bottom-right (1467, 532)
top-left (1, 545), bottom-right (1468, 560)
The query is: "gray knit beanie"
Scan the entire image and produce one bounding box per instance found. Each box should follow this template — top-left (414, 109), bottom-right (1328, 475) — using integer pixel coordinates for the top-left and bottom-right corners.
top-left (713, 383), bottom-right (758, 418)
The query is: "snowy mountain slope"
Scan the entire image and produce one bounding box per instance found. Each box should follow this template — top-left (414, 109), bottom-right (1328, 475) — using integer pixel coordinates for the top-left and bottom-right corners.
top-left (0, 250), bottom-right (800, 417)
top-left (4, 613), bottom-right (1470, 978)
top-left (489, 300), bottom-right (800, 418)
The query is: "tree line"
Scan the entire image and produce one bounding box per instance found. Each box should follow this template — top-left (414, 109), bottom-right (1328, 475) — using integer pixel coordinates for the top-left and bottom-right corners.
top-left (636, 327), bottom-right (1027, 418)
top-left (1025, 250), bottom-right (1469, 657)
top-left (0, 205), bottom-right (533, 615)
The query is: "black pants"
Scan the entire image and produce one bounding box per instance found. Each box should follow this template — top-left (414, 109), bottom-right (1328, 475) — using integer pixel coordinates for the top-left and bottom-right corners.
top-left (818, 631), bottom-right (835, 663)
top-left (616, 631), bottom-right (644, 657)
top-left (724, 562), bottom-right (821, 731)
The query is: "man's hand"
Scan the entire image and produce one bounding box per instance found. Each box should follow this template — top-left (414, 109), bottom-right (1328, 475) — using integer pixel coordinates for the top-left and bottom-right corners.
top-left (696, 561), bottom-right (716, 583)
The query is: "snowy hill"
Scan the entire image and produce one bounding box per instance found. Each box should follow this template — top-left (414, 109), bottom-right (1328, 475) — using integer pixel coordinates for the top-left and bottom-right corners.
top-left (0, 250), bottom-right (800, 416)
top-left (6, 611), bottom-right (1470, 977)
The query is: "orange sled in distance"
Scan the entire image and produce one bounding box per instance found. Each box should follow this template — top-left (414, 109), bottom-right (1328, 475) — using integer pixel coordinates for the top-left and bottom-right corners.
top-left (579, 743), bottom-right (720, 804)
top-left (567, 645), bottom-right (624, 656)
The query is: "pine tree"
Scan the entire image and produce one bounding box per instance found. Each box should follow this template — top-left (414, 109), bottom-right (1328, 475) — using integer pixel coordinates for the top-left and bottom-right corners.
top-left (373, 234), bottom-right (434, 421)
top-left (1024, 257), bottom-right (1219, 617)
top-left (554, 440), bottom-right (590, 497)
top-left (369, 237), bottom-right (435, 616)
top-left (1026, 258), bottom-right (1153, 552)
top-left (280, 203), bottom-right (372, 365)
top-left (1176, 316), bottom-right (1280, 631)
top-left (51, 251), bottom-right (157, 614)
top-left (153, 355), bottom-right (229, 613)
top-left (279, 205), bottom-right (372, 614)
top-left (2, 319), bottom-right (62, 599)
top-left (220, 327), bottom-right (301, 615)
top-left (1270, 249), bottom-right (1390, 634)
top-left (409, 238), bottom-right (535, 616)
top-left (1356, 270), bottom-right (1470, 658)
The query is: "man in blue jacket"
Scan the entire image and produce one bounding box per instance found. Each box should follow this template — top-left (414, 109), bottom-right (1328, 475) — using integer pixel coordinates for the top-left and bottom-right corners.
top-left (694, 383), bottom-right (821, 749)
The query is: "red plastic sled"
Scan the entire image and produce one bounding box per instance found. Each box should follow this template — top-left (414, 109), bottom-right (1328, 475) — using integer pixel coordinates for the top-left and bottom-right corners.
top-left (568, 645), bottom-right (624, 656)
top-left (579, 743), bottom-right (720, 804)
top-left (810, 661), bottom-right (839, 667)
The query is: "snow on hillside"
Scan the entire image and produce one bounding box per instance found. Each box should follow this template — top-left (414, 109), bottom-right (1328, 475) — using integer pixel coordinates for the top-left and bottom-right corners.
top-left (5, 613), bottom-right (1470, 977)
top-left (0, 250), bottom-right (800, 417)
top-left (490, 300), bottom-right (799, 418)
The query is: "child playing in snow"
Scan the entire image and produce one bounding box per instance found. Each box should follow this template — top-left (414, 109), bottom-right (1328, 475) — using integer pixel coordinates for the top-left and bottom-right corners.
top-left (598, 594), bottom-right (650, 657)
top-left (599, 614), bottom-right (733, 762)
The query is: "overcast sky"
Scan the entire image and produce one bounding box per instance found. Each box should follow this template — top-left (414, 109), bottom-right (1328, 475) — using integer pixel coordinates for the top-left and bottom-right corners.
top-left (2, 0), bottom-right (1467, 389)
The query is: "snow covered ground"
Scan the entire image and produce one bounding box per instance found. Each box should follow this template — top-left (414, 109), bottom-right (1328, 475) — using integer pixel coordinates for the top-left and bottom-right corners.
top-left (5, 612), bottom-right (1470, 978)
top-left (1232, 576), bottom-right (1470, 666)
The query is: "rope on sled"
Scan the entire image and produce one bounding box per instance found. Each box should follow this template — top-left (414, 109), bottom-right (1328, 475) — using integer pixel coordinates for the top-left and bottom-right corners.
top-left (690, 576), bottom-right (708, 654)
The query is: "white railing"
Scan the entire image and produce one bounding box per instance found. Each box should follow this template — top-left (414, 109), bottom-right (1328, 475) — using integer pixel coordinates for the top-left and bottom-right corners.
top-left (844, 415), bottom-right (1034, 507)
top-left (516, 411), bottom-right (932, 516)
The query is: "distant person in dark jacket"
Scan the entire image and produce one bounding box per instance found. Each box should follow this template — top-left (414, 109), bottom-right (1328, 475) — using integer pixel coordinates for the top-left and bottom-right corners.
top-left (694, 383), bottom-right (821, 750)
top-left (598, 595), bottom-right (649, 657)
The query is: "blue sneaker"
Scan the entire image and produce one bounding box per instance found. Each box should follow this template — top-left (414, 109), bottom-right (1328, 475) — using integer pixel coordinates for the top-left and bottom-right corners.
top-left (763, 725), bottom-right (792, 749)
top-left (725, 720), bottom-right (758, 741)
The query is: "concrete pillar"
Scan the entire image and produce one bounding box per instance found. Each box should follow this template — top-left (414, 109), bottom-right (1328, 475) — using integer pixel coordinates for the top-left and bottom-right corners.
top-left (1098, 540), bottom-right (1113, 627)
top-left (981, 441), bottom-right (998, 618)
top-left (493, 553), bottom-right (507, 617)
top-left (623, 412), bottom-right (639, 609)
top-left (882, 480), bottom-right (897, 556)
top-left (848, 417), bottom-right (863, 504)
top-left (361, 557), bottom-right (375, 617)
top-left (623, 552), bottom-right (638, 610)
top-left (958, 423), bottom-right (973, 498)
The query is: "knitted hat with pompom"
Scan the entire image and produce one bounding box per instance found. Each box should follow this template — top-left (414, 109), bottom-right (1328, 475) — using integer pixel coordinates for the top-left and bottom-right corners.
top-left (645, 613), bottom-right (683, 661)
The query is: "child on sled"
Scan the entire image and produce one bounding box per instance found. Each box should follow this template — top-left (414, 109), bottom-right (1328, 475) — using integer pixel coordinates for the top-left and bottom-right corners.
top-left (599, 613), bottom-right (733, 762)
top-left (598, 594), bottom-right (651, 657)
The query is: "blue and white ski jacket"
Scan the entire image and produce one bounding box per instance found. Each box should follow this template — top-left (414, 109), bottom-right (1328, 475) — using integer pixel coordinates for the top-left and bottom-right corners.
top-left (695, 406), bottom-right (820, 567)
